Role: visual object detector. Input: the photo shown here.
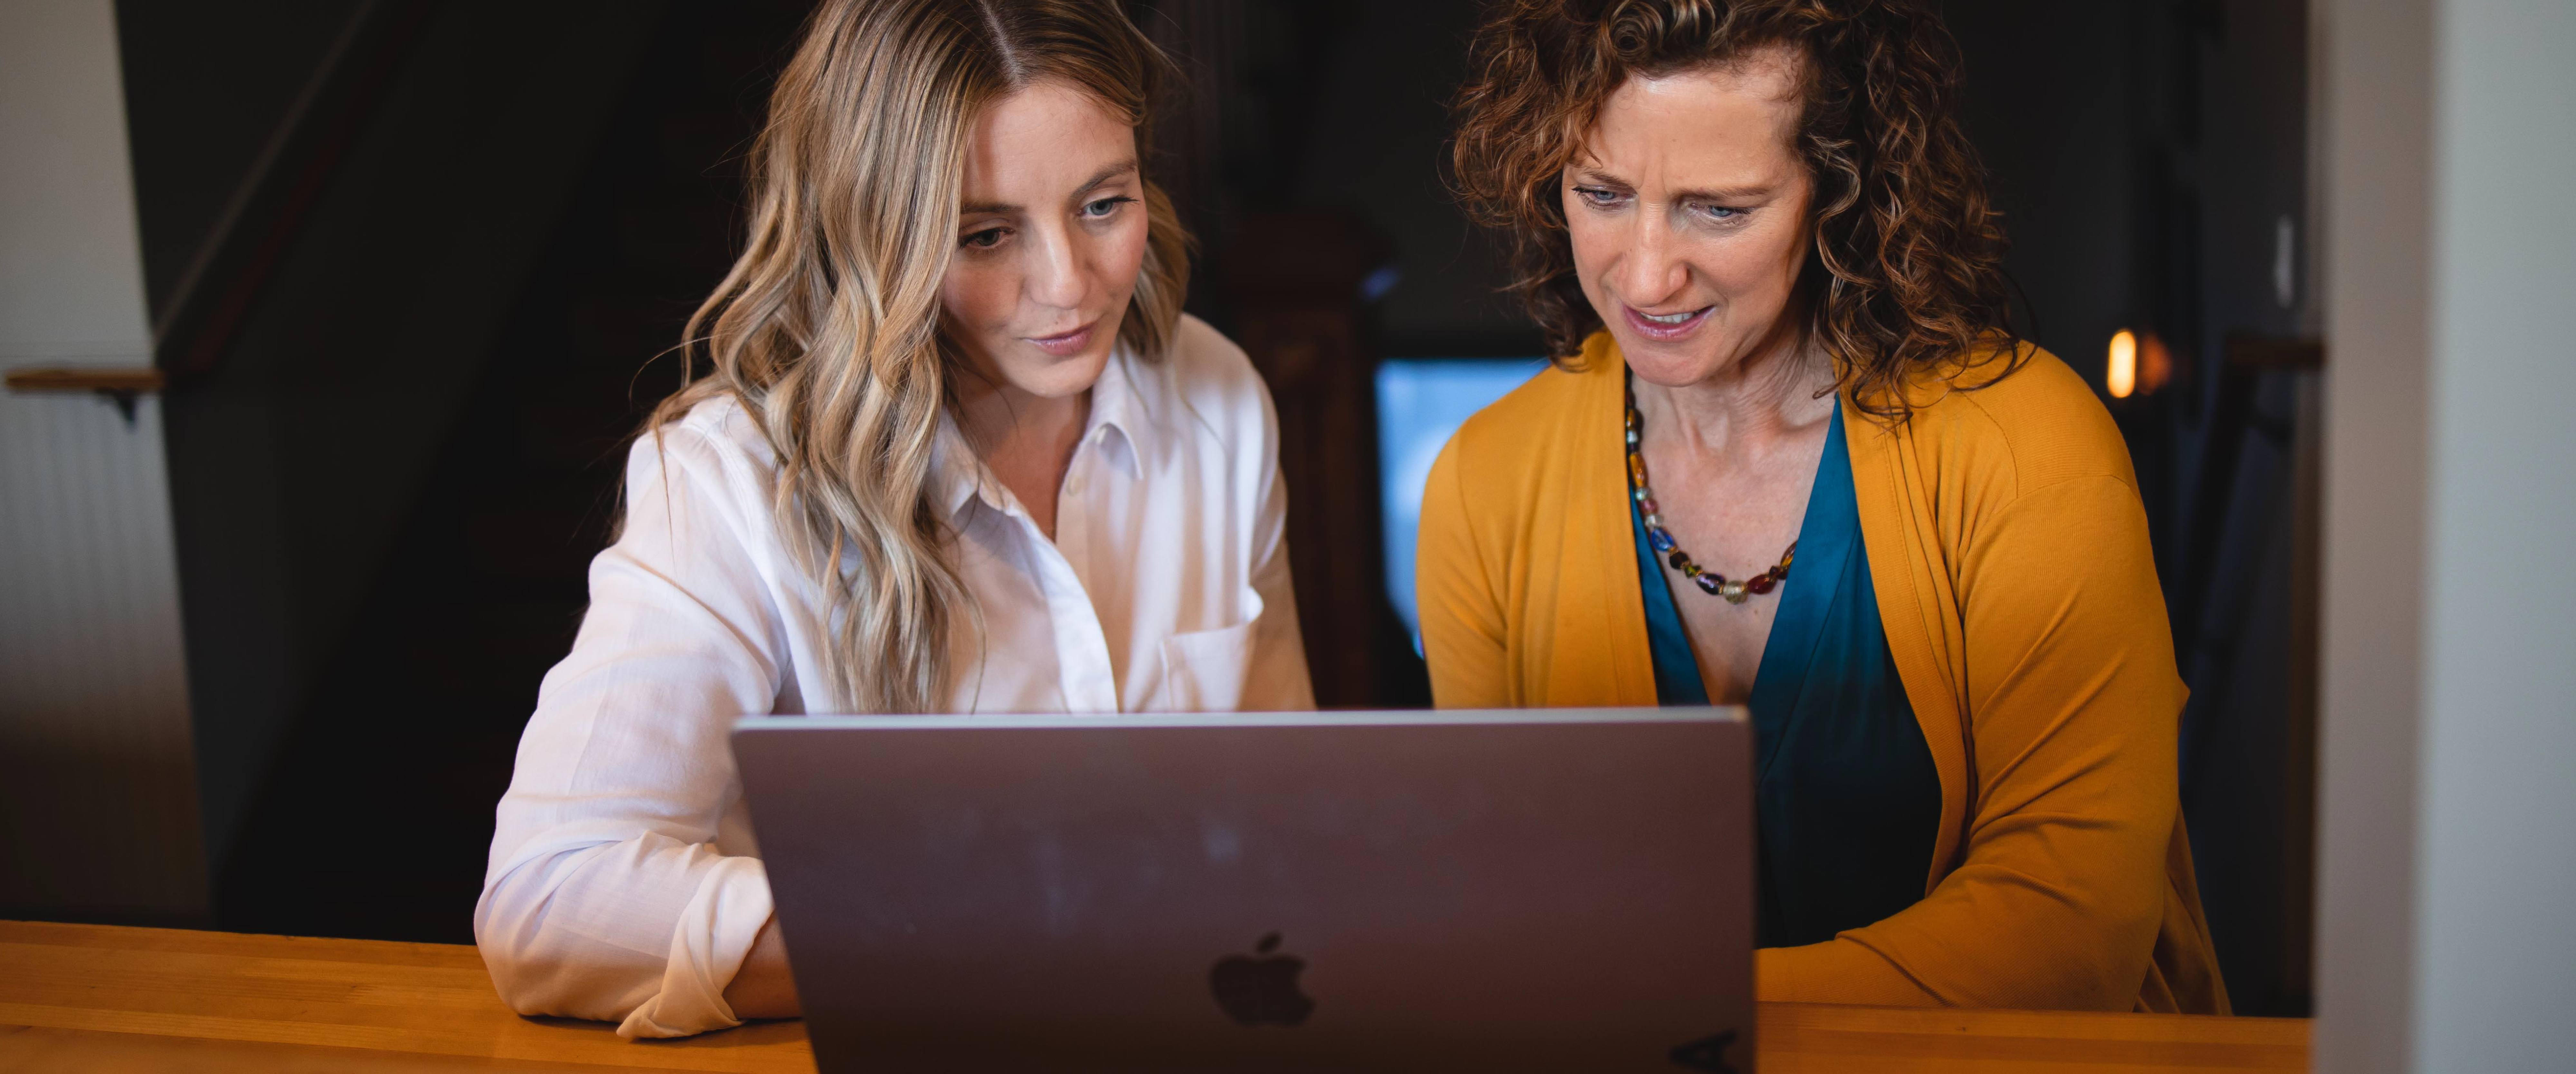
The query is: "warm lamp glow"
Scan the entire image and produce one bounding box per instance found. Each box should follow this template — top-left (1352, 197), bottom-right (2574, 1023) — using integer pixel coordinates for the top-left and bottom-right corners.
top-left (2106, 330), bottom-right (2138, 399)
top-left (2138, 332), bottom-right (2173, 394)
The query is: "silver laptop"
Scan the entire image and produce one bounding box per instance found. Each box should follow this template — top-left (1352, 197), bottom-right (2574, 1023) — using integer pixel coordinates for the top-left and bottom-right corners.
top-left (732, 708), bottom-right (1754, 1073)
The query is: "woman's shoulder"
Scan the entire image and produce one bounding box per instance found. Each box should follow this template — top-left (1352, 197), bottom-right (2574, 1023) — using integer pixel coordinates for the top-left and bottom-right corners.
top-left (1139, 313), bottom-right (1279, 447)
top-left (1442, 334), bottom-right (1619, 483)
top-left (1155, 313), bottom-right (1263, 403)
top-left (626, 391), bottom-right (785, 508)
top-left (646, 392), bottom-right (772, 460)
top-left (1418, 340), bottom-right (1620, 602)
top-left (1896, 342), bottom-right (2141, 496)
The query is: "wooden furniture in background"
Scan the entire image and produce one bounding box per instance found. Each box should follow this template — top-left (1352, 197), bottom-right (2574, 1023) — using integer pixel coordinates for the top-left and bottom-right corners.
top-left (0, 920), bottom-right (2309, 1072)
top-left (1222, 211), bottom-right (1426, 707)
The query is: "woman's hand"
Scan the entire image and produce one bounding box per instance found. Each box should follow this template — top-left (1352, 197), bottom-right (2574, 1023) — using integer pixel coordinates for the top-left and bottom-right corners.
top-left (721, 915), bottom-right (801, 1020)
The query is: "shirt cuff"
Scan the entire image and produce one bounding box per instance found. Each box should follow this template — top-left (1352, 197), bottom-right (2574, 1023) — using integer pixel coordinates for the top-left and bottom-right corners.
top-left (615, 856), bottom-right (774, 1039)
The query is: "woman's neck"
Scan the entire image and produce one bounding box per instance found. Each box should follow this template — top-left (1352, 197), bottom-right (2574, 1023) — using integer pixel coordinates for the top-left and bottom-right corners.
top-left (1632, 322), bottom-right (1838, 459)
top-left (952, 371), bottom-right (1091, 540)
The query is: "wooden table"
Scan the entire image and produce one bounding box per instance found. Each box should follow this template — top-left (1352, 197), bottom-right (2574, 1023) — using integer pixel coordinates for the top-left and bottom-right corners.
top-left (0, 920), bottom-right (2307, 1072)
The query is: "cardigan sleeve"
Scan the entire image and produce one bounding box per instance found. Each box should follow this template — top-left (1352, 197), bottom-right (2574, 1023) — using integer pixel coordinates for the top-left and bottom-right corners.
top-left (1759, 474), bottom-right (2182, 1009)
top-left (1417, 436), bottom-right (1514, 709)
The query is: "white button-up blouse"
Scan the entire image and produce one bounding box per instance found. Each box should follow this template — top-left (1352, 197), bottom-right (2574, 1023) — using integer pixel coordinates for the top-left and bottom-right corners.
top-left (475, 315), bottom-right (1314, 1038)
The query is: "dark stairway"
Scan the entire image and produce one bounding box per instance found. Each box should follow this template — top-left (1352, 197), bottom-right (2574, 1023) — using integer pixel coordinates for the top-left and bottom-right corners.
top-left (217, 1), bottom-right (816, 944)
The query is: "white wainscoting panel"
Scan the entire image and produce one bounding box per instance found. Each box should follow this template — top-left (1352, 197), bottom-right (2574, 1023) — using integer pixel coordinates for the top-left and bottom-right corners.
top-left (0, 0), bottom-right (205, 918)
top-left (0, 389), bottom-right (204, 916)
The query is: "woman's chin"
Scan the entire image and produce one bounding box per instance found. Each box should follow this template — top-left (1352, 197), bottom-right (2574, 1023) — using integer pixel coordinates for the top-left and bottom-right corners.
top-left (1614, 329), bottom-right (1729, 389)
top-left (993, 340), bottom-right (1114, 400)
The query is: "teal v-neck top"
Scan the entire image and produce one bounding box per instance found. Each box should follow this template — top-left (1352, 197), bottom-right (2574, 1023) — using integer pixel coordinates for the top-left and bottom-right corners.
top-left (1629, 405), bottom-right (1943, 948)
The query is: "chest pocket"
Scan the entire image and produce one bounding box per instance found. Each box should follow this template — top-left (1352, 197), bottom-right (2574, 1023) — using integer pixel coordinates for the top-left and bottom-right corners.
top-left (1151, 589), bottom-right (1265, 712)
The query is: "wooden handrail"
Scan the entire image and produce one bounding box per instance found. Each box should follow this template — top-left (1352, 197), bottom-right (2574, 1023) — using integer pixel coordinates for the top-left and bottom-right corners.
top-left (5, 368), bottom-right (168, 394)
top-left (7, 368), bottom-right (169, 422)
top-left (148, 0), bottom-right (442, 385)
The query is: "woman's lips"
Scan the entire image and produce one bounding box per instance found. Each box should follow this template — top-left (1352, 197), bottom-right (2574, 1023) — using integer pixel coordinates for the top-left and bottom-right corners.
top-left (1623, 303), bottom-right (1713, 342)
top-left (1026, 320), bottom-right (1099, 357)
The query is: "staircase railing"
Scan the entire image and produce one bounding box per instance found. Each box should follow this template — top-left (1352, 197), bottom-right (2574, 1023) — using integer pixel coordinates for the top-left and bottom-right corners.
top-left (5, 0), bottom-right (442, 409)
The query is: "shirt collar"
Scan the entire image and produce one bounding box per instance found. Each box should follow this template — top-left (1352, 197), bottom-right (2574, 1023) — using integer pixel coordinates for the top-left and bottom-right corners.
top-left (930, 415), bottom-right (992, 523)
top-left (930, 347), bottom-right (1151, 524)
top-left (1084, 347), bottom-right (1146, 482)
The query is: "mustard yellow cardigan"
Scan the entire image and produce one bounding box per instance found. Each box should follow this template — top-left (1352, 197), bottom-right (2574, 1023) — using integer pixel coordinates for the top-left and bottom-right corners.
top-left (1417, 333), bottom-right (2228, 1014)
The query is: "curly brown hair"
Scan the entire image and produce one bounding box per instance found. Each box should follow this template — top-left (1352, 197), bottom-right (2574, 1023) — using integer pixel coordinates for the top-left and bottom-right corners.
top-left (1451, 0), bottom-right (2020, 416)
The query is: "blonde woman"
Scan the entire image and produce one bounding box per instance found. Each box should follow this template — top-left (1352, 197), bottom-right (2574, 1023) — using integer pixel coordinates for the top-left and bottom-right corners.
top-left (475, 0), bottom-right (1312, 1038)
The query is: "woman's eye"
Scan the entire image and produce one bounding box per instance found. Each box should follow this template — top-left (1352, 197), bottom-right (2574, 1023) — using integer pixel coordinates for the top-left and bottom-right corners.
top-left (962, 227), bottom-right (1007, 249)
top-left (1082, 196), bottom-right (1136, 218)
top-left (1699, 204), bottom-right (1745, 221)
top-left (1576, 186), bottom-right (1623, 206)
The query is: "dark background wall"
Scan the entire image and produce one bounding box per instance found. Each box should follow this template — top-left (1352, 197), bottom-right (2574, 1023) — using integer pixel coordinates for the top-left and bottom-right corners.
top-left (104, 0), bottom-right (2319, 1016)
top-left (118, 0), bottom-right (680, 901)
top-left (115, 0), bottom-right (366, 317)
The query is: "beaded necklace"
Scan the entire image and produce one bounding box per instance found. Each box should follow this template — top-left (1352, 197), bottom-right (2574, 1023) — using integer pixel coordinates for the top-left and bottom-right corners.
top-left (1626, 384), bottom-right (1797, 605)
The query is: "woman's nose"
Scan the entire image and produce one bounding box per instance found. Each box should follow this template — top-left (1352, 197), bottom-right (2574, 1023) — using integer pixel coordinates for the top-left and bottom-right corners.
top-left (1612, 212), bottom-right (1689, 307)
top-left (1026, 225), bottom-right (1092, 310)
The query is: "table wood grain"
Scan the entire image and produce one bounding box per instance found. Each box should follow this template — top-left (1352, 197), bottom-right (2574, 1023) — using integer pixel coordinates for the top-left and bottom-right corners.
top-left (0, 920), bottom-right (2307, 1072)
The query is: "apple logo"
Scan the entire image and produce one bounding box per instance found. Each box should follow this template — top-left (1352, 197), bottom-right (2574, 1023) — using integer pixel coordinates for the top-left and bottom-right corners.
top-left (1208, 931), bottom-right (1315, 1027)
top-left (1667, 1030), bottom-right (1740, 1073)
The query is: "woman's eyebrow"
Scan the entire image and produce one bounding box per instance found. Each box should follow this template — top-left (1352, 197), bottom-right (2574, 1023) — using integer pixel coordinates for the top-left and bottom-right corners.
top-left (1067, 159), bottom-right (1140, 202)
top-left (1569, 167), bottom-right (1770, 204)
top-left (1670, 183), bottom-right (1773, 203)
top-left (959, 160), bottom-right (1140, 216)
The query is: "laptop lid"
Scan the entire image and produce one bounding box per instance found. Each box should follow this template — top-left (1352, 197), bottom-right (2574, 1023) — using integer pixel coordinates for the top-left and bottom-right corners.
top-left (733, 709), bottom-right (1754, 1073)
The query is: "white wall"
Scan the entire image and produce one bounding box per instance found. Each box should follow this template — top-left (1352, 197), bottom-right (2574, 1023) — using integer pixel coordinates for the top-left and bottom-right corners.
top-left (0, 0), bottom-right (203, 918)
top-left (2413, 0), bottom-right (2576, 1066)
top-left (2317, 0), bottom-right (2576, 1069)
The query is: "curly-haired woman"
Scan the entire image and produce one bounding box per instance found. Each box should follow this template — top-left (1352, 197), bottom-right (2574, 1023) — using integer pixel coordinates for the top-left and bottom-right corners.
top-left (1424, 0), bottom-right (2226, 1012)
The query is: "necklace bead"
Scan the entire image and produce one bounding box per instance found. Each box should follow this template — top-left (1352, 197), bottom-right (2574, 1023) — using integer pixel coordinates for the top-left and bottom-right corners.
top-left (1626, 385), bottom-right (1797, 605)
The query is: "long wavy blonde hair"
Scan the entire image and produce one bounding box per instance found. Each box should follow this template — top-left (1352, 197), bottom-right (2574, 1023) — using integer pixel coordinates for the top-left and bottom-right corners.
top-left (646, 0), bottom-right (1191, 713)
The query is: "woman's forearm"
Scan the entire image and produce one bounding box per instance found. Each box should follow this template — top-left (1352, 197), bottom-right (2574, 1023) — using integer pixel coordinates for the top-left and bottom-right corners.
top-left (722, 914), bottom-right (801, 1019)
